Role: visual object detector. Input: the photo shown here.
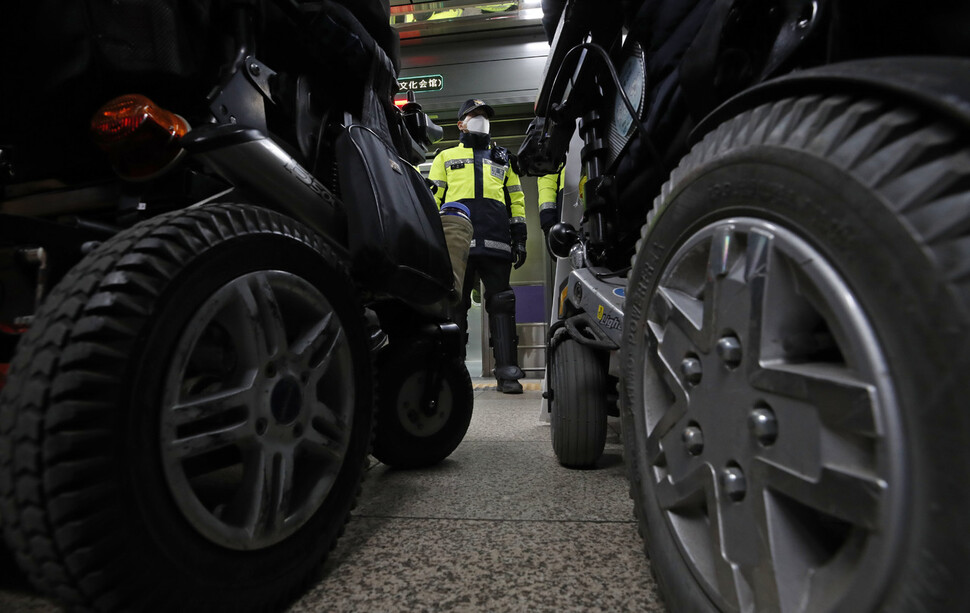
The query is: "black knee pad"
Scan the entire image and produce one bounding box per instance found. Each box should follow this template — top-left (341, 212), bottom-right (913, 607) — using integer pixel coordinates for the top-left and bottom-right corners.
top-left (486, 289), bottom-right (516, 315)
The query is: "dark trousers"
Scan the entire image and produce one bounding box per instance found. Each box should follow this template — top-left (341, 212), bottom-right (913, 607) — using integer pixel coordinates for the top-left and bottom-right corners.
top-left (457, 255), bottom-right (513, 364)
top-left (460, 255), bottom-right (512, 317)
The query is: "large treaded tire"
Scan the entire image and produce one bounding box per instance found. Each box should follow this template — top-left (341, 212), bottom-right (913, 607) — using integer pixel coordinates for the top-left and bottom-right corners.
top-left (373, 342), bottom-right (473, 468)
top-left (621, 95), bottom-right (970, 612)
top-left (550, 338), bottom-right (608, 468)
top-left (0, 203), bottom-right (373, 612)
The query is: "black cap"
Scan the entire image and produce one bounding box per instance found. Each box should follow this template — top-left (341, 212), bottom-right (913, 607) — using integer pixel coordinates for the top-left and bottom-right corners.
top-left (458, 98), bottom-right (495, 120)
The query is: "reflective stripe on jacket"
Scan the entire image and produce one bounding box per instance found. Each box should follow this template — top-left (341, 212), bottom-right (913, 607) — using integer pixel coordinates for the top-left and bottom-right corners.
top-left (429, 135), bottom-right (526, 260)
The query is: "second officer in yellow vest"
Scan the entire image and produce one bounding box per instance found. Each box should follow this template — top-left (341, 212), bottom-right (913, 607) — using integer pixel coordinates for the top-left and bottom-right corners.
top-left (428, 98), bottom-right (527, 394)
top-left (537, 164), bottom-right (565, 252)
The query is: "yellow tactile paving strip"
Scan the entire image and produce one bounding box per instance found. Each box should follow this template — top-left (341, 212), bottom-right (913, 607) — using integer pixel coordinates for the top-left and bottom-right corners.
top-left (472, 381), bottom-right (542, 391)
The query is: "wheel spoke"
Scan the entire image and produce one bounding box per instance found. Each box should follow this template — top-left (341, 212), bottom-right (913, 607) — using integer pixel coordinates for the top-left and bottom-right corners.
top-left (649, 290), bottom-right (697, 407)
top-left (654, 464), bottom-right (713, 511)
top-left (309, 399), bottom-right (345, 433)
top-left (645, 424), bottom-right (670, 469)
top-left (646, 357), bottom-right (689, 443)
top-left (653, 287), bottom-right (705, 347)
top-left (741, 231), bottom-right (772, 367)
top-left (754, 458), bottom-right (884, 529)
top-left (654, 314), bottom-right (700, 386)
top-left (714, 499), bottom-right (783, 613)
top-left (707, 225), bottom-right (737, 280)
top-left (703, 226), bottom-right (749, 340)
top-left (644, 276), bottom-right (702, 470)
top-left (302, 424), bottom-right (345, 461)
top-left (242, 449), bottom-right (295, 538)
top-left (751, 363), bottom-right (878, 436)
top-left (169, 383), bottom-right (255, 427)
top-left (267, 449), bottom-right (295, 534)
top-left (641, 314), bottom-right (691, 466)
top-left (717, 496), bottom-right (764, 566)
top-left (166, 421), bottom-right (251, 459)
top-left (743, 229), bottom-right (771, 284)
top-left (234, 274), bottom-right (287, 362)
top-left (656, 466), bottom-right (752, 609)
top-left (291, 312), bottom-right (342, 371)
top-left (303, 401), bottom-right (347, 460)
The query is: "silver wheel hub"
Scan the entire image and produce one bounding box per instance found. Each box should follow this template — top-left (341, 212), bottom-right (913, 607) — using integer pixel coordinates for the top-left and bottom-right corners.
top-left (160, 270), bottom-right (356, 550)
top-left (638, 217), bottom-right (904, 611)
top-left (397, 370), bottom-right (453, 437)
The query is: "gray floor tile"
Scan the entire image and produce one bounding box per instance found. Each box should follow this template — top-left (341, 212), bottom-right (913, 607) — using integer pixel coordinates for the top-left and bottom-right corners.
top-left (290, 517), bottom-right (665, 613)
top-left (358, 439), bottom-right (632, 523)
top-left (464, 388), bottom-right (621, 445)
top-left (464, 391), bottom-right (551, 442)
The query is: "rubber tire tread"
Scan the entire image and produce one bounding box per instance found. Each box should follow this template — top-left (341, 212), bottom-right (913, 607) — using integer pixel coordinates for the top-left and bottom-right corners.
top-left (621, 95), bottom-right (970, 612)
top-left (373, 350), bottom-right (473, 468)
top-left (0, 203), bottom-right (372, 612)
top-left (550, 338), bottom-right (608, 468)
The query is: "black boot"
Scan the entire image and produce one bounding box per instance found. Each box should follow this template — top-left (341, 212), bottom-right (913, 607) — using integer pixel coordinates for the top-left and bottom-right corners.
top-left (487, 290), bottom-right (524, 394)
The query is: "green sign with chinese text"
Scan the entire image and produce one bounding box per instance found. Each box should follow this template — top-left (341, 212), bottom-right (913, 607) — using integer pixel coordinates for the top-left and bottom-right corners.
top-left (397, 74), bottom-right (444, 93)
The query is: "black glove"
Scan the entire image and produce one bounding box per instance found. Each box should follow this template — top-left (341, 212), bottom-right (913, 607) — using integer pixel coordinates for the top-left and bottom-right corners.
top-left (513, 241), bottom-right (527, 269)
top-left (508, 152), bottom-right (521, 176)
top-left (539, 208), bottom-right (559, 235)
top-left (510, 222), bottom-right (527, 269)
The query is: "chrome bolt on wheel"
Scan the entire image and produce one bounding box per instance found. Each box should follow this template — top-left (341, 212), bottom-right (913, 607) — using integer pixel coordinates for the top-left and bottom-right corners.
top-left (721, 465), bottom-right (747, 502)
top-left (682, 426), bottom-right (705, 456)
top-left (680, 357), bottom-right (703, 386)
top-left (716, 335), bottom-right (742, 368)
top-left (748, 406), bottom-right (778, 446)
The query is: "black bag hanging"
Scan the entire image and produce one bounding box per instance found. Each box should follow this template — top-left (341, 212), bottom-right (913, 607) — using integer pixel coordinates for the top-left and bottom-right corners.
top-left (335, 85), bottom-right (453, 306)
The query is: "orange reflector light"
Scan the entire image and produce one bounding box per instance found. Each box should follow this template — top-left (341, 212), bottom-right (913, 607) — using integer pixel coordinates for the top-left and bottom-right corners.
top-left (91, 94), bottom-right (189, 180)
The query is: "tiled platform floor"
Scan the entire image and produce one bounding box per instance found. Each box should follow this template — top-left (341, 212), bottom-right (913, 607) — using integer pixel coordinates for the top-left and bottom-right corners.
top-left (0, 381), bottom-right (666, 612)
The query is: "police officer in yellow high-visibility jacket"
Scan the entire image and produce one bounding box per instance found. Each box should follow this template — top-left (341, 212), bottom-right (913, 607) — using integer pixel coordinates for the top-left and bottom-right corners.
top-left (429, 98), bottom-right (527, 394)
